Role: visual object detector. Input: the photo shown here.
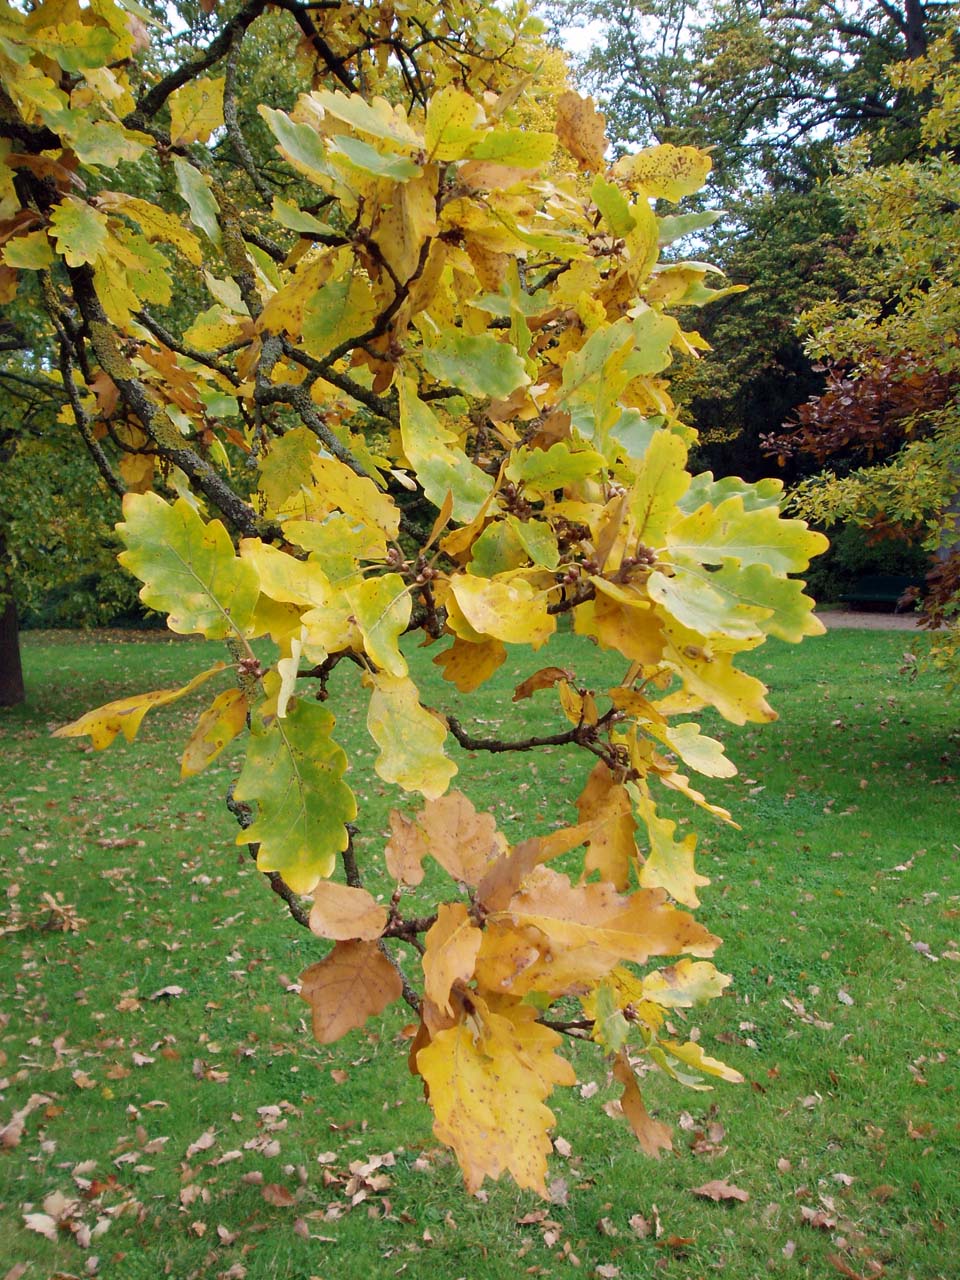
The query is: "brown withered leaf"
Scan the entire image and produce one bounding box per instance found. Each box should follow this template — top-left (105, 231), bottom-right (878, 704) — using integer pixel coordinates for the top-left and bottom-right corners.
top-left (555, 91), bottom-right (607, 171)
top-left (185, 1128), bottom-right (216, 1159)
top-left (300, 941), bottom-right (402, 1044)
top-left (384, 808), bottom-right (430, 886)
top-left (691, 1179), bottom-right (750, 1203)
top-left (418, 791), bottom-right (503, 885)
top-left (261, 1183), bottom-right (297, 1207)
top-left (800, 1205), bottom-right (837, 1230)
top-left (512, 666), bottom-right (574, 702)
top-left (613, 1053), bottom-right (672, 1158)
top-left (309, 881), bottom-right (388, 941)
top-left (1, 1092), bottom-right (51, 1149)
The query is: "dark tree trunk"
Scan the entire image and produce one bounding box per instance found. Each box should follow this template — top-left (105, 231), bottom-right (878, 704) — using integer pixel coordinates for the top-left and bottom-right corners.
top-left (0, 533), bottom-right (24, 707)
top-left (899, 0), bottom-right (929, 58)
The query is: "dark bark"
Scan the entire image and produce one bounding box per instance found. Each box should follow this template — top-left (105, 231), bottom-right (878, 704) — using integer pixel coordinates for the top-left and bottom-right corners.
top-left (0, 533), bottom-right (24, 707)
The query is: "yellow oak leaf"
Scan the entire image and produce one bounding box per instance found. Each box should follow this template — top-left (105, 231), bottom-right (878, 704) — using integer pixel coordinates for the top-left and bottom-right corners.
top-left (309, 882), bottom-right (388, 941)
top-left (575, 761), bottom-right (638, 890)
top-left (660, 1038), bottom-right (744, 1083)
top-left (658, 721), bottom-right (737, 779)
top-left (280, 454), bottom-right (398, 549)
top-left (574, 587), bottom-right (666, 666)
top-left (628, 428), bottom-right (690, 546)
top-left (478, 865), bottom-right (719, 997)
top-left (614, 143), bottom-right (712, 201)
top-left (433, 634), bottom-right (507, 692)
top-left (415, 996), bottom-right (570, 1194)
top-left (348, 574), bottom-right (411, 677)
top-left (54, 663), bottom-right (226, 751)
top-left (365, 671), bottom-right (457, 799)
top-left (449, 574), bottom-right (554, 649)
top-left (641, 958), bottom-right (732, 1009)
top-left (425, 84), bottom-right (484, 161)
top-left (422, 903), bottom-right (483, 1014)
top-left (169, 75), bottom-right (225, 146)
top-left (632, 787), bottom-right (710, 908)
top-left (300, 941), bottom-right (402, 1043)
top-left (180, 686), bottom-right (249, 777)
top-left (660, 616), bottom-right (777, 726)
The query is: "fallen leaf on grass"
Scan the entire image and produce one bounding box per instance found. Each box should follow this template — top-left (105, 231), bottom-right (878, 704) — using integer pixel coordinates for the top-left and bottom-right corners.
top-left (869, 1184), bottom-right (897, 1202)
top-left (692, 1179), bottom-right (749, 1203)
top-left (800, 1205), bottom-right (836, 1230)
top-left (827, 1255), bottom-right (874, 1280)
top-left (1, 1092), bottom-right (51, 1148)
top-left (148, 986), bottom-right (186, 1000)
top-left (262, 1183), bottom-right (297, 1207)
top-left (185, 1129), bottom-right (216, 1159)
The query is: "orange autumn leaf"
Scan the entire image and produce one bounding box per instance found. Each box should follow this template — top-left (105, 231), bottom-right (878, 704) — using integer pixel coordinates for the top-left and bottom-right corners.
top-left (309, 882), bottom-right (388, 941)
top-left (613, 1052), bottom-right (673, 1158)
top-left (555, 92), bottom-right (608, 172)
top-left (512, 665), bottom-right (574, 702)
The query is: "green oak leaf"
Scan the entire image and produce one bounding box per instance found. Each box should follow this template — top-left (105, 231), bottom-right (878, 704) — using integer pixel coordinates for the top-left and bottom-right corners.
top-left (666, 496), bottom-right (829, 575)
top-left (235, 688), bottom-right (357, 893)
top-left (49, 198), bottom-right (108, 266)
top-left (172, 156), bottom-right (221, 247)
top-left (348, 573), bottom-right (411, 677)
top-left (259, 106), bottom-right (335, 183)
top-left (590, 176), bottom-right (636, 237)
top-left (117, 492), bottom-right (259, 639)
top-left (398, 379), bottom-right (492, 521)
top-left (422, 331), bottom-right (530, 399)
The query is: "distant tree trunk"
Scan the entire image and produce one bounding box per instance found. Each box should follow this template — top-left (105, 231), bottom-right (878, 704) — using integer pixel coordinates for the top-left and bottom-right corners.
top-left (0, 532), bottom-right (24, 707)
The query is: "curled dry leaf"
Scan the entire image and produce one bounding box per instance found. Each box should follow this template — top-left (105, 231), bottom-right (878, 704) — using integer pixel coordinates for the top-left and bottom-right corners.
top-left (512, 666), bottom-right (574, 701)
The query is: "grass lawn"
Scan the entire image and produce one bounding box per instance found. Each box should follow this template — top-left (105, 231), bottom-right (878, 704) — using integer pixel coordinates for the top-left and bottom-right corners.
top-left (1, 625), bottom-right (957, 1280)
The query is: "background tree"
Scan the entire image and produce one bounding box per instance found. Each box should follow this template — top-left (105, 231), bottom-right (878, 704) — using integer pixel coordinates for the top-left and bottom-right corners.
top-left (552, 1), bottom-right (953, 479)
top-left (774, 26), bottom-right (960, 674)
top-left (3, 0), bottom-right (826, 1192)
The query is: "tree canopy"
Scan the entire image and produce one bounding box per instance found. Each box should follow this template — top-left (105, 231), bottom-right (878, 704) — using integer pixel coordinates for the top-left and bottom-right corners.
top-left (552, 1), bottom-right (955, 495)
top-left (2, 0), bottom-right (829, 1192)
top-left (778, 26), bottom-right (960, 675)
